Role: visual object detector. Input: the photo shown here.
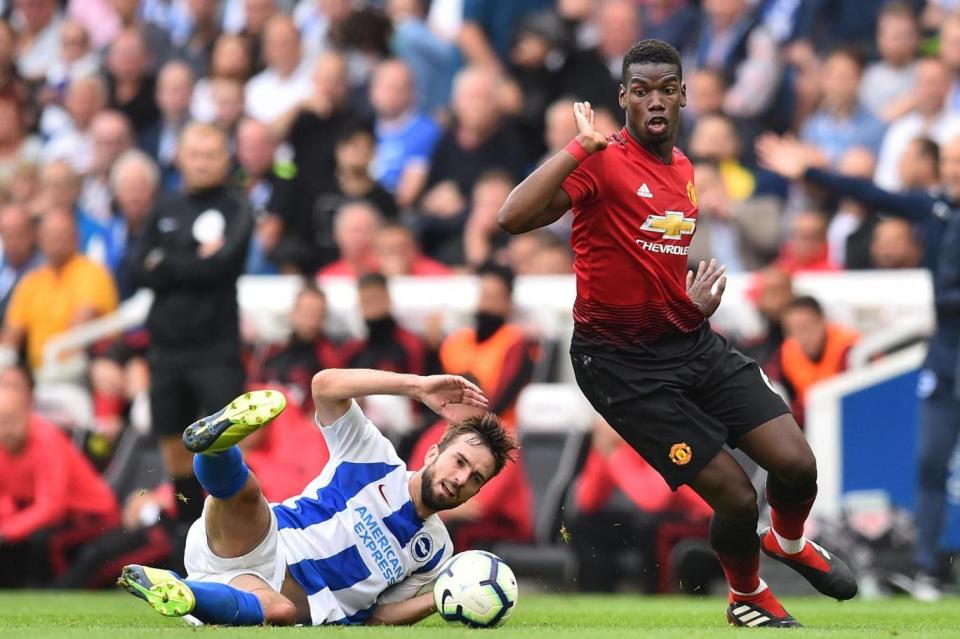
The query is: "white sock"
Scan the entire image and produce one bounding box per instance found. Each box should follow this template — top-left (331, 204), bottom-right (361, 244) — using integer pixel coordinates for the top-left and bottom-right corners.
top-left (773, 527), bottom-right (806, 554)
top-left (731, 579), bottom-right (768, 598)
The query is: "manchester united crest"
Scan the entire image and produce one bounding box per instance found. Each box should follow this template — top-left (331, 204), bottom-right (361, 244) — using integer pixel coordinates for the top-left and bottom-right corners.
top-left (686, 180), bottom-right (698, 208)
top-left (669, 442), bottom-right (692, 465)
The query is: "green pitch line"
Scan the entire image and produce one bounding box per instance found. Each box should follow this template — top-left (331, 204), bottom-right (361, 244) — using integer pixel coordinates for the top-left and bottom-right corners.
top-left (0, 591), bottom-right (958, 638)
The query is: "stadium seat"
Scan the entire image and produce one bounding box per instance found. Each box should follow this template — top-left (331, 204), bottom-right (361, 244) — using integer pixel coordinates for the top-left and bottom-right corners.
top-left (493, 384), bottom-right (594, 585)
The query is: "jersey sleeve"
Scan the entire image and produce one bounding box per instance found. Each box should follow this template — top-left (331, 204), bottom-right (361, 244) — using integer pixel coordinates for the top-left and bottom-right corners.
top-left (315, 399), bottom-right (398, 464)
top-left (560, 153), bottom-right (602, 207)
top-left (376, 520), bottom-right (453, 605)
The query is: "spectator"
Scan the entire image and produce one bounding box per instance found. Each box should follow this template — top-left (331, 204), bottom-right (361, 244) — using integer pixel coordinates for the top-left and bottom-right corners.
top-left (2, 208), bottom-right (119, 371)
top-left (528, 234), bottom-right (574, 275)
top-left (774, 295), bottom-right (859, 425)
top-left (109, 150), bottom-right (160, 298)
top-left (874, 57), bottom-right (960, 191)
top-left (506, 229), bottom-right (556, 276)
top-left (774, 210), bottom-right (840, 275)
top-left (0, 204), bottom-right (42, 324)
top-left (43, 19), bottom-right (98, 99)
top-left (461, 170), bottom-right (515, 268)
top-left (0, 91), bottom-right (42, 191)
top-left (800, 46), bottom-right (886, 165)
top-left (421, 66), bottom-right (528, 220)
top-left (739, 266), bottom-right (794, 371)
top-left (41, 75), bottom-right (107, 172)
top-left (138, 60), bottom-right (195, 189)
top-left (688, 160), bottom-right (781, 272)
top-left (369, 59), bottom-right (441, 207)
top-left (0, 368), bottom-right (120, 587)
top-left (249, 283), bottom-right (342, 412)
top-left (126, 122), bottom-right (252, 561)
top-left (939, 10), bottom-right (960, 111)
top-left (176, 0), bottom-right (221, 78)
top-left (870, 217), bottom-right (923, 269)
top-left (542, 97), bottom-right (579, 160)
top-left (375, 222), bottom-right (452, 277)
top-left (688, 113), bottom-right (757, 202)
top-left (244, 14), bottom-right (312, 124)
top-left (899, 136), bottom-right (940, 192)
top-left (316, 200), bottom-right (383, 278)
top-left (570, 416), bottom-right (711, 592)
top-left (826, 146), bottom-right (880, 270)
top-left (140, 0), bottom-right (193, 47)
top-left (190, 33), bottom-right (253, 122)
top-left (457, 0), bottom-right (554, 69)
top-left (233, 117), bottom-right (292, 275)
top-left (860, 1), bottom-right (920, 122)
top-left (563, 0), bottom-right (643, 118)
top-left (106, 0), bottom-right (175, 73)
top-left (38, 160), bottom-right (115, 267)
top-left (340, 272), bottom-right (426, 376)
top-left (208, 76), bottom-right (246, 136)
top-left (386, 0), bottom-right (460, 114)
top-left (104, 28), bottom-right (159, 134)
top-left (640, 0), bottom-right (699, 51)
top-left (679, 66), bottom-right (727, 145)
top-left (439, 263), bottom-right (537, 429)
top-left (80, 110), bottom-right (134, 223)
top-left (237, 0), bottom-right (279, 72)
top-left (697, 0), bottom-right (781, 122)
top-left (13, 0), bottom-right (64, 83)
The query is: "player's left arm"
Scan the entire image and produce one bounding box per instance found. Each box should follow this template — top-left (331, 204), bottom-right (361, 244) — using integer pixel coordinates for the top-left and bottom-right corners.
top-left (365, 592), bottom-right (436, 626)
top-left (685, 258), bottom-right (727, 318)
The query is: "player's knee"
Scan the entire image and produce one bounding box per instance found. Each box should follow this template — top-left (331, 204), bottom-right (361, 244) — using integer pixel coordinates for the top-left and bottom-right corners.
top-left (777, 453), bottom-right (817, 486)
top-left (718, 485), bottom-right (759, 522)
top-left (262, 596), bottom-right (297, 626)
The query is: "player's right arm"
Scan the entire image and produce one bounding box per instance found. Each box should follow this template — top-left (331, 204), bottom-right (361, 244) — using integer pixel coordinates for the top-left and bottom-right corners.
top-left (498, 101), bottom-right (607, 234)
top-left (310, 369), bottom-right (488, 426)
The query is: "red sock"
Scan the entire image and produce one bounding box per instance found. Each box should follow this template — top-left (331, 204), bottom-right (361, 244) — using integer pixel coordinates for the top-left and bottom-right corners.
top-left (766, 490), bottom-right (815, 540)
top-left (716, 551), bottom-right (760, 594)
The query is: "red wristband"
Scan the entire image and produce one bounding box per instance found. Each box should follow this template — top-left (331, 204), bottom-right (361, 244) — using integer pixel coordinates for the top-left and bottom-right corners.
top-left (564, 138), bottom-right (591, 163)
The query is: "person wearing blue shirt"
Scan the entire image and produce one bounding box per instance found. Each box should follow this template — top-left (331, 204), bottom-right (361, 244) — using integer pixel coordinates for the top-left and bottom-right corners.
top-left (369, 60), bottom-right (441, 207)
top-left (799, 47), bottom-right (887, 165)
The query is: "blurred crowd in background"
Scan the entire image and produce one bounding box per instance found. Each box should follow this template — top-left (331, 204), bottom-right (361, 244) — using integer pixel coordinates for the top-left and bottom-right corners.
top-left (0, 0), bottom-right (957, 595)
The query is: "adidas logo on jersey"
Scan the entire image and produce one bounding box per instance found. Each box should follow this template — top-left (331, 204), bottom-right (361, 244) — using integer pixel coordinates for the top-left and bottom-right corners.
top-left (636, 183), bottom-right (654, 198)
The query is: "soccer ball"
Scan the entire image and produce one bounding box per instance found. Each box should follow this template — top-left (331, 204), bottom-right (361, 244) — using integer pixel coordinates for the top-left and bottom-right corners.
top-left (433, 550), bottom-right (518, 627)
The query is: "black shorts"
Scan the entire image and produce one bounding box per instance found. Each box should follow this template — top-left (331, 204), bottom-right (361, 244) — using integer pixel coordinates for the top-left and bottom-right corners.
top-left (148, 350), bottom-right (245, 438)
top-left (571, 324), bottom-right (789, 490)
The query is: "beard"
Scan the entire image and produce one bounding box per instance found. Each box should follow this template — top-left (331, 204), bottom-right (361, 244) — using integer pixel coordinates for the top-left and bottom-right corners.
top-left (420, 463), bottom-right (453, 511)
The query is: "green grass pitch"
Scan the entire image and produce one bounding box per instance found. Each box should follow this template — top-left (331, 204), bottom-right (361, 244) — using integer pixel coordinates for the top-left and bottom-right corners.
top-left (1, 591), bottom-right (959, 638)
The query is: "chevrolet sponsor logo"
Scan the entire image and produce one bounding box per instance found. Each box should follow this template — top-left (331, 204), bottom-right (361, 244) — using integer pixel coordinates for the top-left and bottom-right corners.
top-left (640, 211), bottom-right (696, 240)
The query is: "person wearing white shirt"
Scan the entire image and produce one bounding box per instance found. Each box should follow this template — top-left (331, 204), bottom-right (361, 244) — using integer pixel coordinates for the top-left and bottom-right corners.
top-left (13, 0), bottom-right (63, 82)
top-left (874, 58), bottom-right (960, 191)
top-left (244, 14), bottom-right (312, 125)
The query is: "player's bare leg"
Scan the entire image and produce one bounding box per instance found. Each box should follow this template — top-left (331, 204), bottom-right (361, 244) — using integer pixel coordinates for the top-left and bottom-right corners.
top-left (738, 414), bottom-right (857, 601)
top-left (119, 390), bottom-right (294, 626)
top-left (689, 448), bottom-right (800, 628)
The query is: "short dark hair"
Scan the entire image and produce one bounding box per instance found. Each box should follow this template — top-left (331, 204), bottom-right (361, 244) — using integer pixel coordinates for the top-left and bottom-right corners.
top-left (879, 0), bottom-right (919, 24)
top-left (785, 295), bottom-right (824, 317)
top-left (621, 39), bottom-right (683, 86)
top-left (913, 136), bottom-right (940, 166)
top-left (336, 121), bottom-right (376, 146)
top-left (476, 261), bottom-right (515, 295)
top-left (826, 44), bottom-right (867, 74)
top-left (437, 412), bottom-right (519, 476)
top-left (357, 271), bottom-right (388, 290)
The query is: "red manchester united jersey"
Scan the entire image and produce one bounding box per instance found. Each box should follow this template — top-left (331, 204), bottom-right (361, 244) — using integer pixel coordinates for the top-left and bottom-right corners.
top-left (561, 128), bottom-right (704, 347)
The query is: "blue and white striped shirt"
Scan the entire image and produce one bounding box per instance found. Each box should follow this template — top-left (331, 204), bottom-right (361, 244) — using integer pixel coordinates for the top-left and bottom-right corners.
top-left (272, 400), bottom-right (451, 625)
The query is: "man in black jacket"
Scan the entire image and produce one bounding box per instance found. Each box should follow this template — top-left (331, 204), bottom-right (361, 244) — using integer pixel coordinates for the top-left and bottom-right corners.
top-left (127, 122), bottom-right (253, 555)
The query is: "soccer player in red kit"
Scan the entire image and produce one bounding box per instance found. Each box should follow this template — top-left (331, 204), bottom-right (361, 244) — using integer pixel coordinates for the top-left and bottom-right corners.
top-left (498, 39), bottom-right (857, 628)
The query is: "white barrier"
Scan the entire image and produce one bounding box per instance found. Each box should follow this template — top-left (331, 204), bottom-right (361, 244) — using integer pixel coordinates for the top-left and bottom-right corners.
top-left (37, 270), bottom-right (936, 383)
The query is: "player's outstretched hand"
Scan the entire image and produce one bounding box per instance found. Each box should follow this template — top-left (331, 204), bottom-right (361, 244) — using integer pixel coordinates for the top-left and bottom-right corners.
top-left (417, 375), bottom-right (489, 421)
top-left (686, 258), bottom-right (727, 318)
top-left (573, 101), bottom-right (608, 154)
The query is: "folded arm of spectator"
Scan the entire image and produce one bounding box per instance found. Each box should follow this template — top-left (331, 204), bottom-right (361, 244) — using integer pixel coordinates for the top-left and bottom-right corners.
top-left (153, 204), bottom-right (254, 286)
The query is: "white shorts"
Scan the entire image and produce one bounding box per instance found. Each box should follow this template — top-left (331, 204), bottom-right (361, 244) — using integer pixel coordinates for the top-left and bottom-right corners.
top-left (183, 499), bottom-right (286, 592)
